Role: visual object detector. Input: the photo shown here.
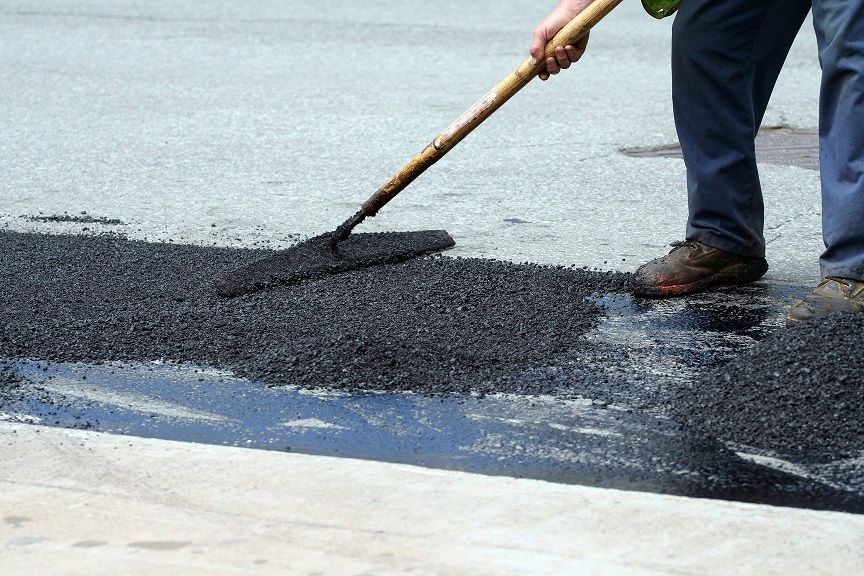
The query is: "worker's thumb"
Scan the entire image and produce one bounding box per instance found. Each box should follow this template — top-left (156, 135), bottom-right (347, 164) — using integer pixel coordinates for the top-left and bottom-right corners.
top-left (530, 28), bottom-right (548, 63)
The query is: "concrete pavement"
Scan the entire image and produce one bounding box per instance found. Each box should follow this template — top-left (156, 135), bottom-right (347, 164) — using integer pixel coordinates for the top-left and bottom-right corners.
top-left (3, 422), bottom-right (863, 575)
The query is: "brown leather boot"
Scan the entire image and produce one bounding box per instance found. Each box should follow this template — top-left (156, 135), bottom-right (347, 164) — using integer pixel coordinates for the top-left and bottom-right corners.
top-left (632, 240), bottom-right (769, 298)
top-left (786, 277), bottom-right (864, 326)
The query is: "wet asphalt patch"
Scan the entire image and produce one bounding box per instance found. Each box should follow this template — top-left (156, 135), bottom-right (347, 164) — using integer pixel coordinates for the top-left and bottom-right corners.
top-left (4, 357), bottom-right (862, 513)
top-left (1, 230), bottom-right (863, 513)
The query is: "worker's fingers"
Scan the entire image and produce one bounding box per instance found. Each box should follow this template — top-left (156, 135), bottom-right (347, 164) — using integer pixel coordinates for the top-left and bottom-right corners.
top-left (539, 71), bottom-right (550, 81)
top-left (564, 45), bottom-right (581, 63)
top-left (573, 31), bottom-right (590, 57)
top-left (546, 56), bottom-right (560, 76)
top-left (555, 46), bottom-right (571, 69)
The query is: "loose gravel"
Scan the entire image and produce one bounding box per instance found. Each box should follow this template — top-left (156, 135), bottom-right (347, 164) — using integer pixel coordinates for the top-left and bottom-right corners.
top-left (23, 213), bottom-right (125, 225)
top-left (673, 313), bottom-right (864, 456)
top-left (0, 231), bottom-right (628, 395)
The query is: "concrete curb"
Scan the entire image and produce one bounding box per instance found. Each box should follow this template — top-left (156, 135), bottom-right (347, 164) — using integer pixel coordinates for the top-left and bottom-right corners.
top-left (1, 423), bottom-right (861, 575)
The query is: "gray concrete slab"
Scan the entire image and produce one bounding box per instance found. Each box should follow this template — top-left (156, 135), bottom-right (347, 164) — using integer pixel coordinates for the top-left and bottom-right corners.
top-left (2, 422), bottom-right (863, 576)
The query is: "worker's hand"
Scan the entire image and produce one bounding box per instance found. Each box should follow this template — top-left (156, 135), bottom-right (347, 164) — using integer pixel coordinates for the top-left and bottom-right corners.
top-left (530, 0), bottom-right (594, 81)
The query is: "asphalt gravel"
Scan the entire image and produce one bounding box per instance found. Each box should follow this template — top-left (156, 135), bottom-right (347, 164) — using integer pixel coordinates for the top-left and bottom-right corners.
top-left (23, 213), bottom-right (125, 225)
top-left (5, 230), bottom-right (862, 460)
top-left (673, 313), bottom-right (864, 456)
top-left (0, 231), bottom-right (628, 395)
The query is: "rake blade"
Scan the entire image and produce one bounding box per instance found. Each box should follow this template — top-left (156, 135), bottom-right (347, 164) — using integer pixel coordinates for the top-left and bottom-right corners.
top-left (214, 230), bottom-right (455, 298)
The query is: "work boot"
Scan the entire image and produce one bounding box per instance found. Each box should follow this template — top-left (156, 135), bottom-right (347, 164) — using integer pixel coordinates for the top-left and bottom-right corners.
top-left (786, 277), bottom-right (864, 326)
top-left (631, 240), bottom-right (769, 298)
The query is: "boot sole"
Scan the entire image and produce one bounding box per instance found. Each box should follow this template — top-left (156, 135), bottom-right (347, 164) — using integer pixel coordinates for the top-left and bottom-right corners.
top-left (632, 259), bottom-right (769, 299)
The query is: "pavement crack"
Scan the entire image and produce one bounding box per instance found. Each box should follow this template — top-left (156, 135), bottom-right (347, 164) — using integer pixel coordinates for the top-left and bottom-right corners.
top-left (765, 209), bottom-right (821, 244)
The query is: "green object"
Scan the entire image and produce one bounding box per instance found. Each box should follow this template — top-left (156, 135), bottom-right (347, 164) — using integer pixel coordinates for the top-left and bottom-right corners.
top-left (641, 0), bottom-right (681, 19)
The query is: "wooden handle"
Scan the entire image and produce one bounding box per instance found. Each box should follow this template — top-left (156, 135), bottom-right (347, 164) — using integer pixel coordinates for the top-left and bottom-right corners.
top-left (360, 0), bottom-right (623, 216)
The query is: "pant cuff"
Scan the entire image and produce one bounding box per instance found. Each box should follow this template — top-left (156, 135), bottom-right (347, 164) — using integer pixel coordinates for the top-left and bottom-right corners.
top-left (820, 263), bottom-right (864, 282)
top-left (687, 228), bottom-right (766, 259)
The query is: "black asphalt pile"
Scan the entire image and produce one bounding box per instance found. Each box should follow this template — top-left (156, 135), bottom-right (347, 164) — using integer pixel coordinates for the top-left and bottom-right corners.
top-left (673, 313), bottom-right (864, 456)
top-left (215, 230), bottom-right (455, 297)
top-left (0, 231), bottom-right (629, 395)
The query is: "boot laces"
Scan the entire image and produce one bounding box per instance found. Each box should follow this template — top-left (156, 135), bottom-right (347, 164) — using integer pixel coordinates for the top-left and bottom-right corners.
top-left (823, 276), bottom-right (851, 288)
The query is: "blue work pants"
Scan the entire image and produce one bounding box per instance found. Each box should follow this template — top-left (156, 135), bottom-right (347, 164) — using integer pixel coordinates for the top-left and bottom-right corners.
top-left (673, 0), bottom-right (864, 280)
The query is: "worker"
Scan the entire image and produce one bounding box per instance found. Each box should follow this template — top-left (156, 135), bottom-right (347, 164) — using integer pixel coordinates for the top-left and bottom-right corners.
top-left (531, 0), bottom-right (864, 324)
